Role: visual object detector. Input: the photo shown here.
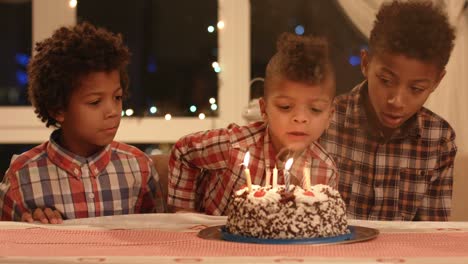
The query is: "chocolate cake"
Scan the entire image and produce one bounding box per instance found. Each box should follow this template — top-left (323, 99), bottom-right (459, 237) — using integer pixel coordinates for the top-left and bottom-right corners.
top-left (226, 184), bottom-right (349, 239)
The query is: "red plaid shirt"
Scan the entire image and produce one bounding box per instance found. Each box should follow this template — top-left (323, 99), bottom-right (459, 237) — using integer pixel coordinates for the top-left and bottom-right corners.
top-left (320, 81), bottom-right (457, 221)
top-left (168, 121), bottom-right (337, 215)
top-left (0, 130), bottom-right (166, 221)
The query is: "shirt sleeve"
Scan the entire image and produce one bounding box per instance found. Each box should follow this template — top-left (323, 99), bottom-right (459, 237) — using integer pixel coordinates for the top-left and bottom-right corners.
top-left (328, 168), bottom-right (338, 190)
top-left (168, 128), bottom-right (231, 210)
top-left (0, 170), bottom-right (29, 221)
top-left (309, 162), bottom-right (338, 189)
top-left (418, 132), bottom-right (457, 221)
top-left (309, 143), bottom-right (339, 190)
top-left (138, 156), bottom-right (168, 213)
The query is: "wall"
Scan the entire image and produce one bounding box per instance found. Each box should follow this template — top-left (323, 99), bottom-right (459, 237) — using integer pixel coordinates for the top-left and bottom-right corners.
top-left (451, 152), bottom-right (468, 221)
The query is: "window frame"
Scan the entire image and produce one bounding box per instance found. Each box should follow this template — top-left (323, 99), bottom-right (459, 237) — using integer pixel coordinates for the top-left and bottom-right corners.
top-left (0, 0), bottom-right (251, 144)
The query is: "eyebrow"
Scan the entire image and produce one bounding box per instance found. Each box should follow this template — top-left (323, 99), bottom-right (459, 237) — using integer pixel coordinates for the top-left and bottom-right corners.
top-left (380, 68), bottom-right (431, 84)
top-left (84, 86), bottom-right (122, 97)
top-left (309, 98), bottom-right (331, 104)
top-left (380, 67), bottom-right (397, 77)
top-left (274, 95), bottom-right (331, 103)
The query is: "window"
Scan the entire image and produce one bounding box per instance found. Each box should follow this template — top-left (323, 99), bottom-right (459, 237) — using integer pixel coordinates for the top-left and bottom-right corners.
top-left (0, 0), bottom-right (248, 173)
top-left (0, 0), bottom-right (31, 106)
top-left (77, 0), bottom-right (219, 118)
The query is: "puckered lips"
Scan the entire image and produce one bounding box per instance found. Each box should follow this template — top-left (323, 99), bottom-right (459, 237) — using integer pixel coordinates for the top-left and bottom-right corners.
top-left (286, 131), bottom-right (309, 139)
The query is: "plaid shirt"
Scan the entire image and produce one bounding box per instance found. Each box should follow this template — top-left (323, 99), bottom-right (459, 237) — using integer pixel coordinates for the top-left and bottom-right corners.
top-left (320, 81), bottom-right (457, 221)
top-left (168, 121), bottom-right (337, 215)
top-left (0, 130), bottom-right (166, 221)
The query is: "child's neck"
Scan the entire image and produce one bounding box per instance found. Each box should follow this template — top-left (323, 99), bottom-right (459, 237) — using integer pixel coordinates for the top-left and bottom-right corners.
top-left (58, 132), bottom-right (103, 158)
top-left (362, 91), bottom-right (396, 140)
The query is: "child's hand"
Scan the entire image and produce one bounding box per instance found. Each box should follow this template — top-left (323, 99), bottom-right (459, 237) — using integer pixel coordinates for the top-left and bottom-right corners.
top-left (21, 208), bottom-right (64, 224)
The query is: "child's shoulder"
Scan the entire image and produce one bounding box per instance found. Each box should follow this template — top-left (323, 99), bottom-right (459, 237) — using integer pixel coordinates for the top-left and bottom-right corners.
top-left (227, 121), bottom-right (265, 134)
top-left (7, 142), bottom-right (49, 174)
top-left (175, 121), bottom-right (267, 151)
top-left (191, 121), bottom-right (266, 143)
top-left (334, 84), bottom-right (361, 106)
top-left (418, 107), bottom-right (456, 141)
top-left (226, 121), bottom-right (267, 145)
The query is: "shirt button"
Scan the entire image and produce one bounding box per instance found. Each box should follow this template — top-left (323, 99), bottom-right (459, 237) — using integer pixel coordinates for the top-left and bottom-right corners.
top-left (88, 193), bottom-right (95, 199)
top-left (74, 168), bottom-right (79, 175)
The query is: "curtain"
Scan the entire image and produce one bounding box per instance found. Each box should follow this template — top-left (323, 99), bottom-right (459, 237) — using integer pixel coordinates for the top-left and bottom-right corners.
top-left (336, 0), bottom-right (468, 153)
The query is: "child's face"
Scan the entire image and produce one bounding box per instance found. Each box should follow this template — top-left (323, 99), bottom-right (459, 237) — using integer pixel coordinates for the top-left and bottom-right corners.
top-left (260, 77), bottom-right (334, 153)
top-left (54, 70), bottom-right (123, 157)
top-left (361, 50), bottom-right (445, 134)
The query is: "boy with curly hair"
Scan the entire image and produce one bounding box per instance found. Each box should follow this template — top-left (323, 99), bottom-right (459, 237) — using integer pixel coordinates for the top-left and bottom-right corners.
top-left (168, 32), bottom-right (337, 215)
top-left (320, 0), bottom-right (457, 221)
top-left (0, 22), bottom-right (166, 223)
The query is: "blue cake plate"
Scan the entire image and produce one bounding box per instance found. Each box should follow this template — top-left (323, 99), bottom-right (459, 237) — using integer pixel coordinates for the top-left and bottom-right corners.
top-left (198, 225), bottom-right (379, 245)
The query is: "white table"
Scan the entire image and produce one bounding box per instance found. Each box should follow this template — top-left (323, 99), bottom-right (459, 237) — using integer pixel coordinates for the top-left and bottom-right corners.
top-left (0, 213), bottom-right (467, 264)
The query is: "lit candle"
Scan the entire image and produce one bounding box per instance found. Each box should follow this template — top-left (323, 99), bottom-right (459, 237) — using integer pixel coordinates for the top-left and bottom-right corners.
top-left (243, 151), bottom-right (252, 192)
top-left (284, 158), bottom-right (294, 191)
top-left (272, 166), bottom-right (278, 188)
top-left (303, 166), bottom-right (311, 190)
top-left (265, 168), bottom-right (271, 187)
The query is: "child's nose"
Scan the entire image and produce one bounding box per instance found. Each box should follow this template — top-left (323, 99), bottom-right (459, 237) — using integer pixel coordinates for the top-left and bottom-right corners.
top-left (387, 88), bottom-right (404, 108)
top-left (293, 109), bottom-right (308, 123)
top-left (105, 101), bottom-right (120, 118)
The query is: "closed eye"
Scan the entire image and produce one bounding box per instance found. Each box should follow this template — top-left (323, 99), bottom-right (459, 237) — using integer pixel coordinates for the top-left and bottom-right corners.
top-left (379, 76), bottom-right (391, 85)
top-left (89, 100), bottom-right (100, 105)
top-left (411, 86), bottom-right (425, 94)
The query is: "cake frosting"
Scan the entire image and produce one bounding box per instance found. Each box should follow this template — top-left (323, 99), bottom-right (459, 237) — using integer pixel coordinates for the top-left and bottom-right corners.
top-left (226, 184), bottom-right (349, 239)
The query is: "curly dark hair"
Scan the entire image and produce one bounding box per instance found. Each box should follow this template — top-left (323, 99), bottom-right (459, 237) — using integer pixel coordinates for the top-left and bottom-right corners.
top-left (264, 32), bottom-right (335, 98)
top-left (27, 22), bottom-right (131, 127)
top-left (369, 0), bottom-right (455, 70)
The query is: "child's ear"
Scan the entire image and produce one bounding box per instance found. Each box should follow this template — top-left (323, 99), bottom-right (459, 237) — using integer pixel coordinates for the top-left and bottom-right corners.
top-left (360, 49), bottom-right (369, 78)
top-left (259, 97), bottom-right (268, 121)
top-left (49, 109), bottom-right (65, 123)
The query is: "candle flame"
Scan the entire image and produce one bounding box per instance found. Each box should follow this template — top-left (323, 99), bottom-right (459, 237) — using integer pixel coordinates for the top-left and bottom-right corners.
top-left (285, 158), bottom-right (294, 170)
top-left (243, 151), bottom-right (250, 167)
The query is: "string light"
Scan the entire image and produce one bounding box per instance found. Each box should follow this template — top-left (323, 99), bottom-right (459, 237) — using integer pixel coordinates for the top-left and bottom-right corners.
top-left (295, 25), bottom-right (305, 35)
top-left (198, 113), bottom-right (206, 120)
top-left (149, 106), bottom-right (157, 114)
top-left (212, 62), bottom-right (221, 73)
top-left (189, 105), bottom-right (197, 113)
top-left (164, 114), bottom-right (172, 120)
top-left (209, 98), bottom-right (216, 104)
top-left (348, 55), bottom-right (360, 66)
top-left (207, 25), bottom-right (215, 33)
top-left (217, 21), bottom-right (225, 29)
top-left (125, 109), bottom-right (134, 117)
top-left (69, 0), bottom-right (77, 8)
top-left (121, 111), bottom-right (125, 117)
top-left (210, 104), bottom-right (218, 111)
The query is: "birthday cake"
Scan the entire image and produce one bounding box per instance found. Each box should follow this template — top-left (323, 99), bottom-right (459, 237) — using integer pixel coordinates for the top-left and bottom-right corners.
top-left (225, 184), bottom-right (349, 239)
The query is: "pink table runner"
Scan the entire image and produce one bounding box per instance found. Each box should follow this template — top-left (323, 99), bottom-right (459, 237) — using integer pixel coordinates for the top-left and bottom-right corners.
top-left (0, 228), bottom-right (467, 258)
